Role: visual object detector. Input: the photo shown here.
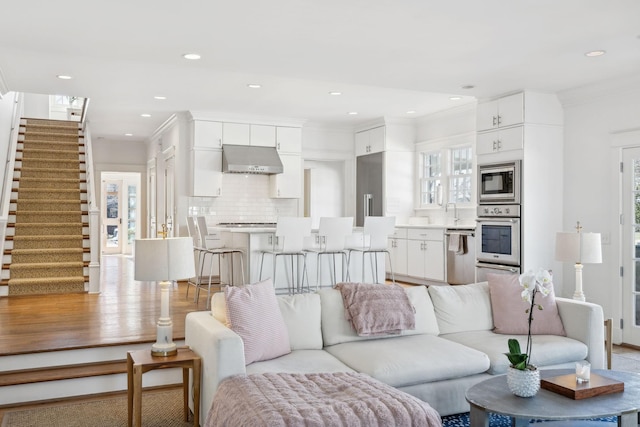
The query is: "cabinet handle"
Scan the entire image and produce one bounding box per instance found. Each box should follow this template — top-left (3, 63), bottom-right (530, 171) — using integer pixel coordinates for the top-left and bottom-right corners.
top-left (277, 142), bottom-right (280, 150)
top-left (497, 140), bottom-right (502, 150)
top-left (497, 115), bottom-right (502, 126)
top-left (492, 140), bottom-right (497, 151)
top-left (492, 116), bottom-right (497, 126)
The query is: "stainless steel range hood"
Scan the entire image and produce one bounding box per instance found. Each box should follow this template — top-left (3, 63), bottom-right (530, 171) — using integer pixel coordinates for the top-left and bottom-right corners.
top-left (222, 144), bottom-right (283, 174)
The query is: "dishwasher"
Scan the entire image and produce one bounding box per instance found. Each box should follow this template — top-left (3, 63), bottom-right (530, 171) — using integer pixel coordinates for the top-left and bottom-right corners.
top-left (445, 229), bottom-right (476, 285)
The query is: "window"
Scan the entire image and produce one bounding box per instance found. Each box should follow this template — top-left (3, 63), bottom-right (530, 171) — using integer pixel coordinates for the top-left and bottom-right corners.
top-left (420, 152), bottom-right (442, 205)
top-left (419, 145), bottom-right (473, 208)
top-left (449, 146), bottom-right (473, 204)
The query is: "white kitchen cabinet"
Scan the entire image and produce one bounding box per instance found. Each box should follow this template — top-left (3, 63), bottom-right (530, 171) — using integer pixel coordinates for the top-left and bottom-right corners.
top-left (387, 228), bottom-right (408, 277)
top-left (355, 126), bottom-right (385, 156)
top-left (477, 92), bottom-right (524, 132)
top-left (250, 124), bottom-right (276, 147)
top-left (476, 126), bottom-right (524, 156)
top-left (190, 149), bottom-right (222, 197)
top-left (406, 228), bottom-right (445, 282)
top-left (222, 122), bottom-right (251, 145)
top-left (270, 153), bottom-right (301, 198)
top-left (192, 120), bottom-right (223, 149)
top-left (276, 126), bottom-right (302, 153)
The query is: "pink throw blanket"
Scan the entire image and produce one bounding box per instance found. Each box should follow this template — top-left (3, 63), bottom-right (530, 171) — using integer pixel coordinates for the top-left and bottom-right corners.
top-left (206, 372), bottom-right (442, 427)
top-left (335, 282), bottom-right (416, 336)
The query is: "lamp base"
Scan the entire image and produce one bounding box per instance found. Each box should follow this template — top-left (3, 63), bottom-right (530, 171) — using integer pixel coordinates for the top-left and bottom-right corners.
top-left (150, 342), bottom-right (178, 357)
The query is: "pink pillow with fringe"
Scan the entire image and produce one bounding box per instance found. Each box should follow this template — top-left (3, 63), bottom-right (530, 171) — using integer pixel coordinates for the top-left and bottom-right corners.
top-left (225, 279), bottom-right (291, 364)
top-left (488, 273), bottom-right (566, 336)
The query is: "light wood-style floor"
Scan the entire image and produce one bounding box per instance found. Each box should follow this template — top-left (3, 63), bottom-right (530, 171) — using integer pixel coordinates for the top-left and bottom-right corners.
top-left (0, 255), bottom-right (208, 356)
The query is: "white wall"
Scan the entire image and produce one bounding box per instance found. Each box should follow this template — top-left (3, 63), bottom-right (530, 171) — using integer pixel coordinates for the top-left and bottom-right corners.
top-left (22, 93), bottom-right (49, 119)
top-left (559, 74), bottom-right (640, 339)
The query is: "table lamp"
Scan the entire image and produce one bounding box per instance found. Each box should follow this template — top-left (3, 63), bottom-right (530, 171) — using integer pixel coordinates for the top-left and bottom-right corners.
top-left (134, 233), bottom-right (195, 357)
top-left (555, 221), bottom-right (602, 302)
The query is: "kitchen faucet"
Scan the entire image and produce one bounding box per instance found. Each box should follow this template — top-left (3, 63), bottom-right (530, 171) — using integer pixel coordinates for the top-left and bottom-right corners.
top-left (445, 202), bottom-right (459, 225)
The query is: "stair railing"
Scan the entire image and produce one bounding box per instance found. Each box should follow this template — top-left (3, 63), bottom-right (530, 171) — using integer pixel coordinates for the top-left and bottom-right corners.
top-left (0, 93), bottom-right (24, 266)
top-left (81, 115), bottom-right (101, 294)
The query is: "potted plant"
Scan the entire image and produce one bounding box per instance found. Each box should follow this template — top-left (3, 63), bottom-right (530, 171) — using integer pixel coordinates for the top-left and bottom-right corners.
top-left (504, 268), bottom-right (552, 397)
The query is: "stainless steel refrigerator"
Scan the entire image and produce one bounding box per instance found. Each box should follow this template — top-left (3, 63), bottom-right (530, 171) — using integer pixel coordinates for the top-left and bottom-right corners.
top-left (356, 152), bottom-right (383, 226)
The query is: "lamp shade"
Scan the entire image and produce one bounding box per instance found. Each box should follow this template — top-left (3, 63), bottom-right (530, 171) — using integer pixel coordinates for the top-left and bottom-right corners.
top-left (134, 237), bottom-right (195, 281)
top-left (555, 232), bottom-right (602, 264)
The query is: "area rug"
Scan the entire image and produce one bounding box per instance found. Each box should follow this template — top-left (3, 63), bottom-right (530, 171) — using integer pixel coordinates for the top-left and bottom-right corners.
top-left (442, 412), bottom-right (616, 427)
top-left (1, 388), bottom-right (192, 427)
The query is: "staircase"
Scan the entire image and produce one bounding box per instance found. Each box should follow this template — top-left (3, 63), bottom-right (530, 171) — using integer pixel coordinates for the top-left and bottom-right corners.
top-left (2, 118), bottom-right (89, 295)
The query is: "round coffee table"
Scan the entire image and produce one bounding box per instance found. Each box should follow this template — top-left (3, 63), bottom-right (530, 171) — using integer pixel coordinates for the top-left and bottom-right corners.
top-left (465, 369), bottom-right (640, 427)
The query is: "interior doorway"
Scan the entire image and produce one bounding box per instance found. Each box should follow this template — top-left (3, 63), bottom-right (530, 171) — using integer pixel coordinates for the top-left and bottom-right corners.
top-left (101, 172), bottom-right (141, 255)
top-left (304, 160), bottom-right (346, 228)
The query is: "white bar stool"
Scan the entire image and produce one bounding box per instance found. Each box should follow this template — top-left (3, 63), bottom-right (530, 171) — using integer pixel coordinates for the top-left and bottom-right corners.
top-left (308, 217), bottom-right (353, 289)
top-left (347, 216), bottom-right (396, 284)
top-left (259, 217), bottom-right (312, 294)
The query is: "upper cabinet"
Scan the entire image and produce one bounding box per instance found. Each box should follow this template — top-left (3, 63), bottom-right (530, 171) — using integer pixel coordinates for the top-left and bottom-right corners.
top-left (222, 123), bottom-right (251, 145)
top-left (250, 124), bottom-right (277, 147)
top-left (476, 92), bottom-right (524, 132)
top-left (355, 126), bottom-right (385, 156)
top-left (190, 120), bottom-right (224, 197)
top-left (276, 126), bottom-right (302, 152)
top-left (192, 120), bottom-right (223, 149)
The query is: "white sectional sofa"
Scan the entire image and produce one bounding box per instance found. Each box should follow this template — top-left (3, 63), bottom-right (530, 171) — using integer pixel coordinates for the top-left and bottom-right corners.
top-left (185, 282), bottom-right (605, 421)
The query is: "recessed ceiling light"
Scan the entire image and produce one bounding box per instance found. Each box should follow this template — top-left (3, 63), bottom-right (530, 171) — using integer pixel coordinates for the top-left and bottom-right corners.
top-left (247, 84), bottom-right (262, 89)
top-left (329, 91), bottom-right (342, 96)
top-left (183, 53), bottom-right (201, 60)
top-left (57, 75), bottom-right (72, 80)
top-left (125, 133), bottom-right (133, 136)
top-left (461, 85), bottom-right (475, 90)
top-left (406, 110), bottom-right (417, 114)
top-left (140, 113), bottom-right (151, 118)
top-left (585, 50), bottom-right (606, 57)
top-left (449, 96), bottom-right (462, 101)
top-left (154, 96), bottom-right (166, 100)
top-left (348, 111), bottom-right (358, 115)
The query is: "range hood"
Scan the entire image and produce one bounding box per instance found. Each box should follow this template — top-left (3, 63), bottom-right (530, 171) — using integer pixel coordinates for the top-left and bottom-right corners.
top-left (222, 144), bottom-right (283, 174)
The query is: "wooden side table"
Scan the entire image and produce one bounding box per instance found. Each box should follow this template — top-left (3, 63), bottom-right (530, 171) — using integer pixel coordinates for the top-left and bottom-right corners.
top-left (127, 347), bottom-right (201, 427)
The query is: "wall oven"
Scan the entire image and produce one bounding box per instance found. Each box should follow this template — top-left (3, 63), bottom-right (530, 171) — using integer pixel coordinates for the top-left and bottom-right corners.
top-left (476, 204), bottom-right (521, 266)
top-left (478, 160), bottom-right (521, 205)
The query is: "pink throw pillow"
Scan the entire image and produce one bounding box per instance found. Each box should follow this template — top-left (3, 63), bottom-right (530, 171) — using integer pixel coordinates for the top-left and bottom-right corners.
top-left (224, 279), bottom-right (291, 364)
top-left (488, 273), bottom-right (566, 336)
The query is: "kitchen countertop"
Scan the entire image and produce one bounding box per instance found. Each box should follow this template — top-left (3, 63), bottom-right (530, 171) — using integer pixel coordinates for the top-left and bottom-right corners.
top-left (395, 223), bottom-right (476, 230)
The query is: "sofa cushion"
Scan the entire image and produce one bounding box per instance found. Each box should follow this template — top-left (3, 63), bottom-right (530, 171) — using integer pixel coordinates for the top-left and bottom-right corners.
top-left (441, 330), bottom-right (588, 375)
top-left (225, 279), bottom-right (291, 364)
top-left (324, 334), bottom-right (490, 388)
top-left (428, 282), bottom-right (493, 334)
top-left (246, 349), bottom-right (355, 374)
top-left (212, 291), bottom-right (323, 350)
top-left (320, 286), bottom-right (440, 346)
top-left (488, 273), bottom-right (566, 336)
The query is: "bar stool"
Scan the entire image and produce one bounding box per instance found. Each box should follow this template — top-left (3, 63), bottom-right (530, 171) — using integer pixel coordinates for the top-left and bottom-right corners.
top-left (185, 216), bottom-right (208, 301)
top-left (347, 216), bottom-right (396, 284)
top-left (308, 217), bottom-right (353, 289)
top-left (193, 216), bottom-right (245, 308)
top-left (259, 217), bottom-right (312, 294)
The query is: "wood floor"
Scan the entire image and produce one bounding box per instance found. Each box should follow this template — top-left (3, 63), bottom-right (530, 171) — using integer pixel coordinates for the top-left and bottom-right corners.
top-left (0, 254), bottom-right (208, 356)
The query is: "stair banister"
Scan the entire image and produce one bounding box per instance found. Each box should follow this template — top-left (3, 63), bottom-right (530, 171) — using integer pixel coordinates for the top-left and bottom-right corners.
top-left (81, 121), bottom-right (101, 294)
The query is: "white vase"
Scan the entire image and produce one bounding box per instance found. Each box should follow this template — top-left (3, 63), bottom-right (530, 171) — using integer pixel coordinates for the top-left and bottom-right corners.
top-left (507, 366), bottom-right (540, 397)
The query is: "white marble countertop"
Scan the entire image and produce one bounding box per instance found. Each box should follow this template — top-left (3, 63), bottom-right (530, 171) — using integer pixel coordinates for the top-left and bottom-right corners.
top-left (395, 223), bottom-right (476, 230)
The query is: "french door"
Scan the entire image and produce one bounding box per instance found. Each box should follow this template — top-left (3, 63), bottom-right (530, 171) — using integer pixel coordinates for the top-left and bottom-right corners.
top-left (101, 177), bottom-right (139, 255)
top-left (621, 146), bottom-right (640, 345)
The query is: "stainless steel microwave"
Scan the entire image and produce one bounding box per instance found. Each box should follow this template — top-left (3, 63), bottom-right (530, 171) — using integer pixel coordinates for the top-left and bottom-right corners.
top-left (478, 161), bottom-right (521, 204)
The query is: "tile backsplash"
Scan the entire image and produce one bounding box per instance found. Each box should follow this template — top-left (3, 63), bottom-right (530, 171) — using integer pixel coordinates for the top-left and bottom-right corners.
top-left (188, 173), bottom-right (298, 224)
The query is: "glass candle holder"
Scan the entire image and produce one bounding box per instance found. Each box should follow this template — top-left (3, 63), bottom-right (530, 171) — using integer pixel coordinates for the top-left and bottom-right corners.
top-left (576, 361), bottom-right (591, 383)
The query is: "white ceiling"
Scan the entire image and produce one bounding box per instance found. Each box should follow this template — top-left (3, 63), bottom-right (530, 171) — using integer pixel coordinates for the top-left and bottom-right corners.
top-left (1, 0), bottom-right (639, 141)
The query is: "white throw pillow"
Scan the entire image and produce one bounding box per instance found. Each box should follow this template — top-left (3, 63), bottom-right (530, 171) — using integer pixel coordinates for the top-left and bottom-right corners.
top-left (428, 282), bottom-right (493, 335)
top-left (277, 293), bottom-right (323, 350)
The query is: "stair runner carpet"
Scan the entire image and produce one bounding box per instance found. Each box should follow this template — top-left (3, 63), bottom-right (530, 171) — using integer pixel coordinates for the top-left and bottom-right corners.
top-left (7, 118), bottom-right (86, 295)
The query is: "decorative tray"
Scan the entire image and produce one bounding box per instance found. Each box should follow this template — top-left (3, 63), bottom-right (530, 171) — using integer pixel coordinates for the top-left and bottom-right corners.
top-left (540, 373), bottom-right (624, 400)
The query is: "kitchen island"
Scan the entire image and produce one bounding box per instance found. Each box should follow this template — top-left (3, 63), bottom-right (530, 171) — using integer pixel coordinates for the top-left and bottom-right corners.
top-left (209, 222), bottom-right (477, 290)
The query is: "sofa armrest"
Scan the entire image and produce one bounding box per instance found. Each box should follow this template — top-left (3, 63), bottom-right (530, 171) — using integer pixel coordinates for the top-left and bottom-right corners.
top-left (185, 311), bottom-right (246, 421)
top-left (555, 297), bottom-right (605, 369)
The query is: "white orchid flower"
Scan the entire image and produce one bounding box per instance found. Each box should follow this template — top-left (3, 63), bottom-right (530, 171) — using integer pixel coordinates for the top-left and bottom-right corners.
top-left (518, 270), bottom-right (536, 303)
